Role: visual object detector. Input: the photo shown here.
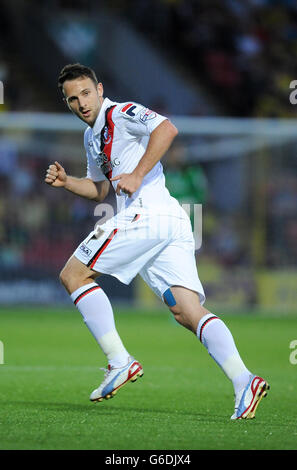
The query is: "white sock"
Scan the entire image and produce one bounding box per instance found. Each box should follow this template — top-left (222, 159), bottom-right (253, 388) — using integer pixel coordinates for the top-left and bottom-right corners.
top-left (71, 282), bottom-right (130, 368)
top-left (197, 313), bottom-right (252, 395)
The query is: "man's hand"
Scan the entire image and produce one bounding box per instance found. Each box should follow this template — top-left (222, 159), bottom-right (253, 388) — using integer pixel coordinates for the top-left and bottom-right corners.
top-left (109, 120), bottom-right (178, 197)
top-left (110, 172), bottom-right (143, 197)
top-left (44, 161), bottom-right (67, 187)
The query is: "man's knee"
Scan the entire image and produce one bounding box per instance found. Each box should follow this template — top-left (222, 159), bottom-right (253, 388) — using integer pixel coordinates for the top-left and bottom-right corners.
top-left (59, 256), bottom-right (97, 294)
top-left (169, 303), bottom-right (192, 332)
top-left (163, 286), bottom-right (208, 333)
top-left (168, 303), bottom-right (182, 317)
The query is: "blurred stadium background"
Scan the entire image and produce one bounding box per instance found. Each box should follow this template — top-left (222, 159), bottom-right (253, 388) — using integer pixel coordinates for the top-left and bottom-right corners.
top-left (0, 0), bottom-right (296, 314)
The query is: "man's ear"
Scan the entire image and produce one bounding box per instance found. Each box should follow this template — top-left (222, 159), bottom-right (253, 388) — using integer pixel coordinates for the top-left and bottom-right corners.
top-left (97, 82), bottom-right (104, 98)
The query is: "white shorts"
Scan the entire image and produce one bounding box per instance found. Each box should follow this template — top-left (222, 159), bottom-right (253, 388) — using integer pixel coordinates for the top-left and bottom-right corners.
top-left (73, 208), bottom-right (205, 305)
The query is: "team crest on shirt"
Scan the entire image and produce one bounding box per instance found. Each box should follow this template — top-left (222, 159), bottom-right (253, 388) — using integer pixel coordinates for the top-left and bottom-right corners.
top-left (140, 108), bottom-right (156, 122)
top-left (103, 125), bottom-right (112, 145)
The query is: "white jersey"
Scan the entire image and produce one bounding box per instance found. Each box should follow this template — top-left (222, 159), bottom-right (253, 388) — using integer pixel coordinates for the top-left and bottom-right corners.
top-left (75, 98), bottom-right (205, 304)
top-left (84, 97), bottom-right (181, 216)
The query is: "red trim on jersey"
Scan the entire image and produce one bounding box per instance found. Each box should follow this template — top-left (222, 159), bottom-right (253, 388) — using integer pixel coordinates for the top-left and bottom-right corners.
top-left (89, 229), bottom-right (118, 270)
top-left (104, 106), bottom-right (116, 180)
top-left (132, 214), bottom-right (141, 222)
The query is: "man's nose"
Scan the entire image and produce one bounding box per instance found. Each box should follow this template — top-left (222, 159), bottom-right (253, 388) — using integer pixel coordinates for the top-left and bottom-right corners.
top-left (78, 98), bottom-right (87, 109)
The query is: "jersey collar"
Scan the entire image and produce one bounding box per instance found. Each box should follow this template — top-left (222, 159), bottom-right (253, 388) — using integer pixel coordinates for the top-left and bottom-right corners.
top-left (92, 97), bottom-right (115, 135)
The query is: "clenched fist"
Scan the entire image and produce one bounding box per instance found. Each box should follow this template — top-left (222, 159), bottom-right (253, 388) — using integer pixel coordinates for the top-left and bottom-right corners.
top-left (44, 161), bottom-right (67, 187)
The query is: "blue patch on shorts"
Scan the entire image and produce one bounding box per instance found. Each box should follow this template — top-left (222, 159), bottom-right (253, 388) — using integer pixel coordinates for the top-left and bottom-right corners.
top-left (163, 288), bottom-right (176, 307)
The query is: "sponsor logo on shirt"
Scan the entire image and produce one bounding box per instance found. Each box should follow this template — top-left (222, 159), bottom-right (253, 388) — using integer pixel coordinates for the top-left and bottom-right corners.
top-left (95, 152), bottom-right (120, 175)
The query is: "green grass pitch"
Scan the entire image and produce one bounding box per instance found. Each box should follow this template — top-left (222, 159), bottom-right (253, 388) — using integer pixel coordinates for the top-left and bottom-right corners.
top-left (0, 306), bottom-right (297, 450)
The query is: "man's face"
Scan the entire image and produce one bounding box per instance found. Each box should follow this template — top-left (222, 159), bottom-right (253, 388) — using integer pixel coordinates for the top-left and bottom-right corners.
top-left (62, 76), bottom-right (103, 127)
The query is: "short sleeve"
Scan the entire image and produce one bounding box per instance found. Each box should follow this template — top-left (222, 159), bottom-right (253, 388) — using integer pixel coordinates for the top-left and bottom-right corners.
top-left (86, 153), bottom-right (106, 182)
top-left (117, 102), bottom-right (168, 137)
top-left (84, 129), bottom-right (106, 182)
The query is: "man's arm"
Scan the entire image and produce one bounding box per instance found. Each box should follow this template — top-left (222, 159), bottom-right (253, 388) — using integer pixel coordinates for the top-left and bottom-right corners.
top-left (44, 161), bottom-right (110, 202)
top-left (110, 119), bottom-right (178, 197)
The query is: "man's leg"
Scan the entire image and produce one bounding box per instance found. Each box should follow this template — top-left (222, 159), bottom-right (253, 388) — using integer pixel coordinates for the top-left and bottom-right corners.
top-left (167, 286), bottom-right (252, 396)
top-left (166, 286), bottom-right (269, 419)
top-left (60, 255), bottom-right (131, 369)
top-left (60, 256), bottom-right (143, 402)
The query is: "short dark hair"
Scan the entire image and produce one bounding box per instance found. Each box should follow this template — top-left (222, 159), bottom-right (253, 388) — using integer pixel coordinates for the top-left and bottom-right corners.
top-left (58, 63), bottom-right (98, 93)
